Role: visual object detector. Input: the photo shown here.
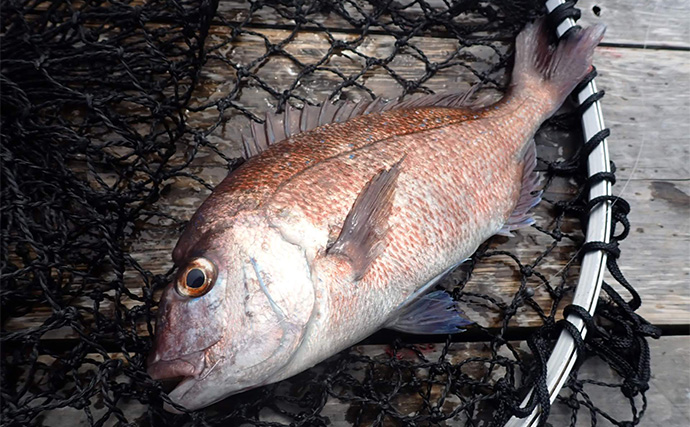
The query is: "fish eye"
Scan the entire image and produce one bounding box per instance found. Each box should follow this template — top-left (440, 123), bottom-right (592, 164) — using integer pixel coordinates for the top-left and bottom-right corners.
top-left (177, 257), bottom-right (217, 297)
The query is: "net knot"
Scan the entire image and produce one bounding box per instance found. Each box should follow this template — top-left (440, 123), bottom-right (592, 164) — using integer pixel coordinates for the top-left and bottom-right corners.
top-left (622, 377), bottom-right (648, 398)
top-left (90, 289), bottom-right (105, 302)
top-left (102, 358), bottom-right (123, 374)
top-left (302, 64), bottom-right (317, 74)
top-left (563, 393), bottom-right (581, 410)
top-left (493, 377), bottom-right (513, 397)
top-left (366, 57), bottom-right (381, 67)
top-left (57, 306), bottom-right (79, 321)
top-left (34, 54), bottom-right (47, 70)
top-left (403, 80), bottom-right (418, 91)
top-left (331, 40), bottom-right (348, 50)
top-left (426, 62), bottom-right (439, 72)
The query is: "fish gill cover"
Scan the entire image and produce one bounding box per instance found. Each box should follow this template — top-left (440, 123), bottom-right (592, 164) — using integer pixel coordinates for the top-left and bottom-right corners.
top-left (0, 0), bottom-right (659, 426)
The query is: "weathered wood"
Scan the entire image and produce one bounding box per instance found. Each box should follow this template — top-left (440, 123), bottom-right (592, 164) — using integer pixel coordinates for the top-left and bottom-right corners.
top-left (213, 0), bottom-right (690, 49)
top-left (578, 0), bottom-right (690, 49)
top-left (593, 48), bottom-right (690, 181)
top-left (214, 0), bottom-right (520, 39)
top-left (591, 47), bottom-right (690, 325)
top-left (35, 337), bottom-right (690, 426)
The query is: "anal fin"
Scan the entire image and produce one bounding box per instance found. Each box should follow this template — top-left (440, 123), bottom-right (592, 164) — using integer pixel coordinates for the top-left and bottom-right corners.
top-left (497, 139), bottom-right (542, 236)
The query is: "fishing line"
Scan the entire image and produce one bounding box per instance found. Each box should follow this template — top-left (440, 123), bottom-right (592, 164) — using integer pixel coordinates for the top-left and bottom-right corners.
top-left (609, 0), bottom-right (657, 209)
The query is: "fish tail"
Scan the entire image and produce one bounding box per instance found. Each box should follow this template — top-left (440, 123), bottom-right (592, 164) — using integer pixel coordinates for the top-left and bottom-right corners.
top-left (512, 18), bottom-right (606, 115)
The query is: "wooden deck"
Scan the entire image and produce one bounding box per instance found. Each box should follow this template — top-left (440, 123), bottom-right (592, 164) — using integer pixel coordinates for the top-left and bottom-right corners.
top-left (8, 0), bottom-right (690, 425)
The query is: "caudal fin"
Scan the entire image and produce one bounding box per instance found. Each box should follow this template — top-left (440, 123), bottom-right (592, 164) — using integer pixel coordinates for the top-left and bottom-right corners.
top-left (512, 19), bottom-right (606, 113)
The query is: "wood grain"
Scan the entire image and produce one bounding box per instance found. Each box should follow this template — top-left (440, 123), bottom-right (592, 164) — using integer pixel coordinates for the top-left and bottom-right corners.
top-left (591, 47), bottom-right (690, 325)
top-left (213, 0), bottom-right (690, 49)
top-left (578, 0), bottom-right (690, 48)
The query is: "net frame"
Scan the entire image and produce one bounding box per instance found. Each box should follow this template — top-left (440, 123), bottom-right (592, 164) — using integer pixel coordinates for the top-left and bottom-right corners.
top-left (0, 0), bottom-right (660, 426)
top-left (506, 1), bottom-right (613, 424)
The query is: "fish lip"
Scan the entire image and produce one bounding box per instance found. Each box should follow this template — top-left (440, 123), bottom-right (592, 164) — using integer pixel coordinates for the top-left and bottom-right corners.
top-left (147, 350), bottom-right (205, 382)
top-left (148, 339), bottom-right (224, 411)
top-left (147, 354), bottom-right (203, 381)
top-left (147, 351), bottom-right (204, 414)
top-left (147, 338), bottom-right (222, 381)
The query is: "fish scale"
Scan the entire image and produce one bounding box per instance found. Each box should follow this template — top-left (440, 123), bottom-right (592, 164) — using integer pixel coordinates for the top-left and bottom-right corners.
top-left (269, 98), bottom-right (542, 378)
top-left (175, 106), bottom-right (497, 261)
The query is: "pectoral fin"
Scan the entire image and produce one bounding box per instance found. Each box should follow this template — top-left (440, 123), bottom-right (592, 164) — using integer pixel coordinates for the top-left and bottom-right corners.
top-left (328, 160), bottom-right (402, 280)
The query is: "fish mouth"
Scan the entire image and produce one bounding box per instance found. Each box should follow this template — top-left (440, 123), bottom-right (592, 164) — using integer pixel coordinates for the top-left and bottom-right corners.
top-left (147, 349), bottom-right (206, 413)
top-left (147, 349), bottom-right (206, 381)
top-left (147, 339), bottom-right (226, 413)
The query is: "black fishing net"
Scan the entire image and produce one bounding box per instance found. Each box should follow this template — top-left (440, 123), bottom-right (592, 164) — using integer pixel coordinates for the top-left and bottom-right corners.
top-left (0, 0), bottom-right (661, 426)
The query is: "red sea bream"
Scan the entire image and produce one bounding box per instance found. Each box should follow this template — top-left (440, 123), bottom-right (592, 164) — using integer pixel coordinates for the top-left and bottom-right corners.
top-left (147, 20), bottom-right (605, 412)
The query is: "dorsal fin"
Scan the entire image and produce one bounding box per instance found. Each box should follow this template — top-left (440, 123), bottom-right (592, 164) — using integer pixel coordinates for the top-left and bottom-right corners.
top-left (496, 140), bottom-right (542, 237)
top-left (241, 87), bottom-right (501, 159)
top-left (386, 85), bottom-right (501, 111)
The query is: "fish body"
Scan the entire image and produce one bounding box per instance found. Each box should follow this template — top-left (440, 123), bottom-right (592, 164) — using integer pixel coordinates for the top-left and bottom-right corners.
top-left (147, 20), bottom-right (605, 412)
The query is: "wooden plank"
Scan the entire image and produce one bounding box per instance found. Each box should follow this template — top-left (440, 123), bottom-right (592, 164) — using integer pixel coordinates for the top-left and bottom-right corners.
top-left (214, 0), bottom-right (690, 49)
top-left (590, 47), bottom-right (690, 325)
top-left (593, 47), bottom-right (690, 181)
top-left (35, 337), bottom-right (690, 425)
top-left (27, 0), bottom-right (690, 49)
top-left (578, 0), bottom-right (690, 49)
top-left (4, 34), bottom-right (688, 337)
top-left (214, 0), bottom-right (519, 38)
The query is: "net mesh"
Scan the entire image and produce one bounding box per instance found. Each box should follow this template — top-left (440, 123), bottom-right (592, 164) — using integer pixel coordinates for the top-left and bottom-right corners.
top-left (0, 0), bottom-right (660, 426)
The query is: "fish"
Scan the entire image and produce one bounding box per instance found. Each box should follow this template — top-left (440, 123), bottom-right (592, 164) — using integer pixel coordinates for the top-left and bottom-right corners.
top-left (146, 19), bottom-right (605, 412)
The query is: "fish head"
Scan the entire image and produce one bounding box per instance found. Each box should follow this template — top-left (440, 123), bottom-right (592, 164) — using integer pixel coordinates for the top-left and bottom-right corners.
top-left (147, 214), bottom-right (315, 412)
